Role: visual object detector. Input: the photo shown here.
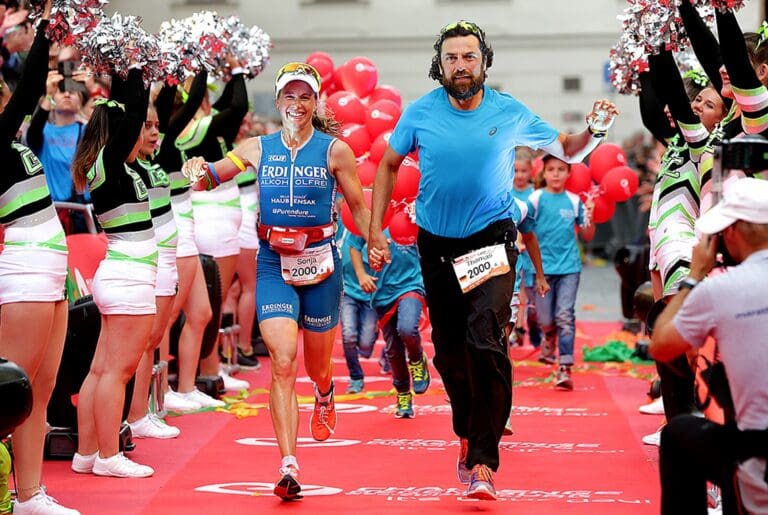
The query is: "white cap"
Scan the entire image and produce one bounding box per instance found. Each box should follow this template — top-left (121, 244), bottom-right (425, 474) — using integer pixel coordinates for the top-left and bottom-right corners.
top-left (696, 178), bottom-right (768, 234)
top-left (274, 62), bottom-right (321, 98)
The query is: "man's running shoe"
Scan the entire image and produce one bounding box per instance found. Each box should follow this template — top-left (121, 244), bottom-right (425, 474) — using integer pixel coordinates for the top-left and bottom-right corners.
top-left (310, 386), bottom-right (337, 441)
top-left (274, 465), bottom-right (302, 501)
top-left (408, 355), bottom-right (430, 394)
top-left (457, 438), bottom-right (471, 484)
top-left (394, 391), bottom-right (414, 419)
top-left (465, 464), bottom-right (497, 500)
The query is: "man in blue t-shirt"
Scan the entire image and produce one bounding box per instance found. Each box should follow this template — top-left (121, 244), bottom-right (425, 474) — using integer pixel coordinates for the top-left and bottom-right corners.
top-left (368, 20), bottom-right (618, 500)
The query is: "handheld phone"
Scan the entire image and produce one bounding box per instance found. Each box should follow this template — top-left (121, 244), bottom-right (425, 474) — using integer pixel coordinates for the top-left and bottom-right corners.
top-left (58, 60), bottom-right (87, 94)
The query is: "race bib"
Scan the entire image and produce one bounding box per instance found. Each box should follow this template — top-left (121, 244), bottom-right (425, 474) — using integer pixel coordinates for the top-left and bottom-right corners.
top-left (452, 244), bottom-right (510, 294)
top-left (280, 243), bottom-right (335, 286)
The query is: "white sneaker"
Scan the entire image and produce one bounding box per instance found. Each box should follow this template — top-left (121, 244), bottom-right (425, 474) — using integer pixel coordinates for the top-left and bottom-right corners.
top-left (177, 388), bottom-right (226, 408)
top-left (642, 427), bottom-right (662, 447)
top-left (71, 451), bottom-right (98, 474)
top-left (128, 414), bottom-right (180, 439)
top-left (13, 490), bottom-right (81, 515)
top-left (639, 396), bottom-right (665, 415)
top-left (219, 367), bottom-right (250, 391)
top-left (164, 389), bottom-right (202, 412)
top-left (92, 452), bottom-right (154, 478)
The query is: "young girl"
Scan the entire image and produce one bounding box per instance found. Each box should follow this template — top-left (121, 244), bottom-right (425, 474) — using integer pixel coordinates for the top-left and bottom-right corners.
top-left (70, 66), bottom-right (155, 478)
top-left (529, 155), bottom-right (595, 390)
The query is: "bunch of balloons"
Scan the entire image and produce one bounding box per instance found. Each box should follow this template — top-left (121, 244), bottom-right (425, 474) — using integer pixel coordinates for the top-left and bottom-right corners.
top-left (558, 143), bottom-right (639, 224)
top-left (308, 51), bottom-right (420, 243)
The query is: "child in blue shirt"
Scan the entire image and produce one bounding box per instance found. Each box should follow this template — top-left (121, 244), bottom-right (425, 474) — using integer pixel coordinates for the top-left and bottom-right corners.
top-left (350, 229), bottom-right (429, 418)
top-left (528, 155), bottom-right (595, 390)
top-left (338, 226), bottom-right (380, 394)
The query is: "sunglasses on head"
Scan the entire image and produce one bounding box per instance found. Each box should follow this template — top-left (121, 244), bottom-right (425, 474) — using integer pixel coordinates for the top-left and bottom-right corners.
top-left (276, 62), bottom-right (322, 85)
top-left (440, 20), bottom-right (482, 36)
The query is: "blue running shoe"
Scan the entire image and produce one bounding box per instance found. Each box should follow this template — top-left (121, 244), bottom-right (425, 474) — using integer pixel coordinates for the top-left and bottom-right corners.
top-left (465, 464), bottom-right (497, 501)
top-left (408, 355), bottom-right (430, 394)
top-left (394, 392), bottom-right (414, 419)
top-left (346, 379), bottom-right (364, 394)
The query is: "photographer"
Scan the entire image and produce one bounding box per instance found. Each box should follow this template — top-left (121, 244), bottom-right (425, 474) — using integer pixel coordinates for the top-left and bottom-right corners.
top-left (650, 177), bottom-right (768, 514)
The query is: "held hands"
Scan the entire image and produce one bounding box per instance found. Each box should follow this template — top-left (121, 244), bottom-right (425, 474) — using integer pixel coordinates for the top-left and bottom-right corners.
top-left (367, 229), bottom-right (391, 271)
top-left (181, 157), bottom-right (209, 191)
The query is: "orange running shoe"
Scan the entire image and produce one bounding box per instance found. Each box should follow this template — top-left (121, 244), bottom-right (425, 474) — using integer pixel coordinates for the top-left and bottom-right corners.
top-left (310, 386), bottom-right (337, 441)
top-left (465, 464), bottom-right (497, 500)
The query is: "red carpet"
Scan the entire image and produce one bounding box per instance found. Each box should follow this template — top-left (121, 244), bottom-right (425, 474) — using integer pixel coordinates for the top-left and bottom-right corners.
top-left (37, 321), bottom-right (663, 514)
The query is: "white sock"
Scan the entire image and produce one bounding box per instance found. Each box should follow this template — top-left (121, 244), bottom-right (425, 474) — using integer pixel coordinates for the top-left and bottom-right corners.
top-left (315, 383), bottom-right (334, 404)
top-left (281, 455), bottom-right (299, 471)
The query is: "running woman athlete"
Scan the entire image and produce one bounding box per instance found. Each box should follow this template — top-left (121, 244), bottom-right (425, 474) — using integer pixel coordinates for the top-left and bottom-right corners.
top-left (181, 62), bottom-right (370, 501)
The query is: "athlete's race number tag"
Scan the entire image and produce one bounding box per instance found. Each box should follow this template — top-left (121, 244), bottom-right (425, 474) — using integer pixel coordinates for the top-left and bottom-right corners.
top-left (452, 244), bottom-right (510, 294)
top-left (281, 243), bottom-right (334, 286)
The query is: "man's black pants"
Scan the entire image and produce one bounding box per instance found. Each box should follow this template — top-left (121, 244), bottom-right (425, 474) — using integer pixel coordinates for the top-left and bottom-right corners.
top-left (417, 220), bottom-right (517, 472)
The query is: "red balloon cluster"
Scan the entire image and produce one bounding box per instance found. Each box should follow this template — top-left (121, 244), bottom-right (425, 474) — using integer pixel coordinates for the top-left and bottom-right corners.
top-left (304, 51), bottom-right (402, 159)
top-left (306, 51), bottom-right (413, 237)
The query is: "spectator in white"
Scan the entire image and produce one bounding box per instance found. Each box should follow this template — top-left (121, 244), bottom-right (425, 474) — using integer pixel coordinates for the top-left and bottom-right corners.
top-left (650, 177), bottom-right (768, 515)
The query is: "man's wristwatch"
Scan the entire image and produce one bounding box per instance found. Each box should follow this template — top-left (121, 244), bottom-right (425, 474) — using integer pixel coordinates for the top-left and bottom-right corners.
top-left (678, 277), bottom-right (699, 291)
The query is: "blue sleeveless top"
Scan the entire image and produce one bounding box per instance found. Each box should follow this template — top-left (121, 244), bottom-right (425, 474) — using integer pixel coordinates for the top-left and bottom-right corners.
top-left (257, 129), bottom-right (338, 228)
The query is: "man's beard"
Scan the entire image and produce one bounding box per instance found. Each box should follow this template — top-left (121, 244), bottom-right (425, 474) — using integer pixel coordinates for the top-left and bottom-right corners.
top-left (441, 73), bottom-right (484, 101)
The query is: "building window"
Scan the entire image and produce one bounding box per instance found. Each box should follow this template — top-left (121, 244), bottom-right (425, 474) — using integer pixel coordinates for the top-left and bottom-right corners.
top-left (563, 77), bottom-right (581, 93)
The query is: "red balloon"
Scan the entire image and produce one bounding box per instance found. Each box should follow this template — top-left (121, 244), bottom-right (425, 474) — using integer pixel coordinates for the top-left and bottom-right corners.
top-left (306, 52), bottom-right (334, 91)
top-left (356, 158), bottom-right (377, 187)
top-left (339, 123), bottom-right (371, 158)
top-left (532, 155), bottom-right (544, 176)
top-left (588, 143), bottom-right (627, 184)
top-left (326, 91), bottom-right (366, 125)
top-left (388, 206), bottom-right (418, 246)
top-left (365, 99), bottom-right (401, 139)
top-left (565, 162), bottom-right (593, 194)
top-left (369, 131), bottom-right (392, 164)
top-left (601, 166), bottom-right (639, 203)
top-left (392, 157), bottom-right (420, 201)
top-left (339, 56), bottom-right (378, 98)
top-left (591, 194), bottom-right (616, 224)
top-left (368, 85), bottom-right (402, 108)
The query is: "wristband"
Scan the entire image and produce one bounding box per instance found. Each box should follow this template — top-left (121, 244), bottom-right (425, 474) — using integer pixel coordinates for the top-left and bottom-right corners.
top-left (226, 151), bottom-right (247, 172)
top-left (588, 126), bottom-right (608, 139)
top-left (206, 162), bottom-right (221, 186)
top-left (44, 95), bottom-right (56, 109)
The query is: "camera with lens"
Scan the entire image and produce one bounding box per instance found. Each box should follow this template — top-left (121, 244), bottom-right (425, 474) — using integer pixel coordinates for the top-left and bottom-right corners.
top-left (713, 135), bottom-right (768, 267)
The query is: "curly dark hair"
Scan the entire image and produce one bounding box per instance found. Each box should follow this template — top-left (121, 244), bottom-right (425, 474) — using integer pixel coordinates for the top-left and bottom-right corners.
top-left (428, 20), bottom-right (494, 82)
